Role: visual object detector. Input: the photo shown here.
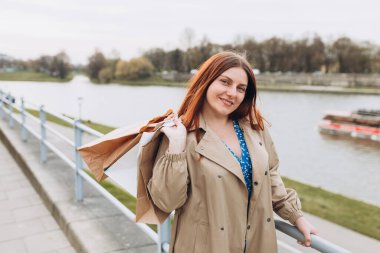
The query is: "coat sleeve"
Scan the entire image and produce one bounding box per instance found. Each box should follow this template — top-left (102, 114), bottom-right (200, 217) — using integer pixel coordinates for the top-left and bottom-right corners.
top-left (262, 126), bottom-right (303, 225)
top-left (147, 135), bottom-right (189, 213)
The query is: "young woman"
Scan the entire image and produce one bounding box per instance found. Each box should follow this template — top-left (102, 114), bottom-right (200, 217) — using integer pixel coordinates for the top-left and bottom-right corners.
top-left (147, 51), bottom-right (317, 253)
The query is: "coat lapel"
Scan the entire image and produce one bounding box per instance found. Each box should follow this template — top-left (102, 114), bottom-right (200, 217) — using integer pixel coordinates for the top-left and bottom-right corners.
top-left (193, 116), bottom-right (246, 185)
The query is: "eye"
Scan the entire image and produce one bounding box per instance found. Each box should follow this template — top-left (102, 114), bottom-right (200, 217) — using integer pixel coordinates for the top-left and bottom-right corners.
top-left (237, 87), bottom-right (246, 93)
top-left (220, 79), bottom-right (229, 85)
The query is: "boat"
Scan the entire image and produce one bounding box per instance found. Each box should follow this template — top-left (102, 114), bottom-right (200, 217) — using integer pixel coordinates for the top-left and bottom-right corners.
top-left (319, 109), bottom-right (380, 142)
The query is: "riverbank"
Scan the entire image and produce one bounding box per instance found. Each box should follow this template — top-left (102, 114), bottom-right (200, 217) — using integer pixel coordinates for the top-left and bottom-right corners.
top-left (104, 77), bottom-right (380, 95)
top-left (0, 71), bottom-right (73, 82)
top-left (258, 83), bottom-right (380, 95)
top-left (24, 107), bottom-right (379, 240)
top-left (3, 73), bottom-right (379, 95)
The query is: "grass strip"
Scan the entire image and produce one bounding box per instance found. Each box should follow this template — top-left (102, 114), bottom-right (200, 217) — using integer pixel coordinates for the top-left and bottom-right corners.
top-left (92, 75), bottom-right (186, 87)
top-left (0, 71), bottom-right (73, 82)
top-left (283, 177), bottom-right (380, 240)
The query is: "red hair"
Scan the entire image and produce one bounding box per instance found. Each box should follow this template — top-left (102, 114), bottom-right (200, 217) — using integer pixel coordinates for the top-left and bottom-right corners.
top-left (178, 51), bottom-right (264, 138)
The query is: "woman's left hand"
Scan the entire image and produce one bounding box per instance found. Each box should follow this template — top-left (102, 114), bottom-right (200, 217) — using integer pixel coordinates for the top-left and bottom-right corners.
top-left (294, 217), bottom-right (318, 247)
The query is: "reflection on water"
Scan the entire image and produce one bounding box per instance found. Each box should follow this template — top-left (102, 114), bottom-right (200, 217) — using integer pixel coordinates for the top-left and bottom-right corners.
top-left (1, 76), bottom-right (379, 206)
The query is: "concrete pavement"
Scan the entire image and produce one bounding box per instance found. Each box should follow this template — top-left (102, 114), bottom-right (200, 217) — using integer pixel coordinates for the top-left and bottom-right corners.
top-left (0, 140), bottom-right (76, 253)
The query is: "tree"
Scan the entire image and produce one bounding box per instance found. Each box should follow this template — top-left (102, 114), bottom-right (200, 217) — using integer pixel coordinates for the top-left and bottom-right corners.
top-left (115, 57), bottom-right (154, 80)
top-left (180, 27), bottom-right (196, 50)
top-left (261, 37), bottom-right (288, 72)
top-left (371, 48), bottom-right (380, 73)
top-left (144, 48), bottom-right (166, 72)
top-left (35, 55), bottom-right (53, 74)
top-left (165, 49), bottom-right (186, 72)
top-left (52, 51), bottom-right (71, 79)
top-left (125, 57), bottom-right (154, 80)
top-left (98, 67), bottom-right (112, 83)
top-left (242, 38), bottom-right (265, 70)
top-left (309, 36), bottom-right (325, 72)
top-left (87, 50), bottom-right (107, 80)
top-left (332, 37), bottom-right (373, 73)
top-left (115, 60), bottom-right (129, 80)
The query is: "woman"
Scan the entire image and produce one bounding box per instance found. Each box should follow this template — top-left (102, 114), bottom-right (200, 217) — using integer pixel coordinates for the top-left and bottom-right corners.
top-left (147, 51), bottom-right (317, 252)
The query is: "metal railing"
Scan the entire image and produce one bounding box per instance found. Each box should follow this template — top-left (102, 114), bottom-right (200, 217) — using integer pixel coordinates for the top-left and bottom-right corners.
top-left (0, 89), bottom-right (351, 253)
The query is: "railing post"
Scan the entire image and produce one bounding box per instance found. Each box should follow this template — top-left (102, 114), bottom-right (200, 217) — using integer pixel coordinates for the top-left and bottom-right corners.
top-left (158, 218), bottom-right (171, 253)
top-left (21, 97), bottom-right (28, 142)
top-left (39, 105), bottom-right (47, 163)
top-left (0, 90), bottom-right (4, 120)
top-left (74, 119), bottom-right (84, 201)
top-left (8, 92), bottom-right (14, 129)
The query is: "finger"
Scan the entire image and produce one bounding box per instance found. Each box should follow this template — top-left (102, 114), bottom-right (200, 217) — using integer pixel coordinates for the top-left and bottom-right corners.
top-left (304, 232), bottom-right (311, 247)
top-left (310, 227), bottom-right (319, 235)
top-left (297, 241), bottom-right (306, 247)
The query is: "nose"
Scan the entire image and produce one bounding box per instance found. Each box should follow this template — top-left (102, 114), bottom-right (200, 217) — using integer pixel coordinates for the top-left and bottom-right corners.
top-left (226, 85), bottom-right (237, 97)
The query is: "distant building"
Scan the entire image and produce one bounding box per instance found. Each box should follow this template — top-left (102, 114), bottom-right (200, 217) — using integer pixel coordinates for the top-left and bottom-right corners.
top-left (0, 53), bottom-right (14, 61)
top-left (0, 53), bottom-right (16, 72)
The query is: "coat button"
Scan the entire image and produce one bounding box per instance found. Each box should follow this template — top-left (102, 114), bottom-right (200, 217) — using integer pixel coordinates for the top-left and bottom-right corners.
top-left (220, 227), bottom-right (224, 231)
top-left (267, 218), bottom-right (271, 222)
top-left (254, 181), bottom-right (258, 186)
top-left (217, 175), bottom-right (222, 178)
top-left (200, 146), bottom-right (204, 150)
top-left (259, 142), bottom-right (262, 146)
top-left (247, 225), bottom-right (251, 229)
top-left (265, 171), bottom-right (268, 176)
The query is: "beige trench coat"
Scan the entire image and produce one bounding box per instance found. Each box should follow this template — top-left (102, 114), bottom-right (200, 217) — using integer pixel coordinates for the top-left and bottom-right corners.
top-left (147, 116), bottom-right (303, 253)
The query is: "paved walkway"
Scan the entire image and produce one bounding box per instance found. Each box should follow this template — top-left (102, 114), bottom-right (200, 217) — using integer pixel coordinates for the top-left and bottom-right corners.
top-left (0, 107), bottom-right (158, 253)
top-left (0, 141), bottom-right (76, 253)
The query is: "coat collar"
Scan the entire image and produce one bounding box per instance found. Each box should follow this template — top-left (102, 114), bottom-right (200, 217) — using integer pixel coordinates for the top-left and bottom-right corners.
top-left (193, 114), bottom-right (266, 202)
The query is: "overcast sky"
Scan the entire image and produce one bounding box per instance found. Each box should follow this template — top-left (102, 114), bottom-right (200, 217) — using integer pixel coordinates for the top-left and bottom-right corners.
top-left (1, 0), bottom-right (380, 64)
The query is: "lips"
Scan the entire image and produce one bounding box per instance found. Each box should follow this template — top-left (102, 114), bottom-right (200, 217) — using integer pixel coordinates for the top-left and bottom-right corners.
top-left (219, 97), bottom-right (233, 106)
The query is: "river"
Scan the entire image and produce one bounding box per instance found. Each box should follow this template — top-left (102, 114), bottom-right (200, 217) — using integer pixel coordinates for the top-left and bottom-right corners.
top-left (1, 75), bottom-right (379, 206)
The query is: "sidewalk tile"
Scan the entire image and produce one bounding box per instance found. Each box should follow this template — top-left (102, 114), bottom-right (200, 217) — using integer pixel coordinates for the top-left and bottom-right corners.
top-left (24, 230), bottom-right (71, 253)
top-left (6, 187), bottom-right (37, 199)
top-left (0, 239), bottom-right (26, 253)
top-left (13, 204), bottom-right (49, 222)
top-left (0, 209), bottom-right (14, 225)
top-left (0, 219), bottom-right (46, 242)
top-left (56, 246), bottom-right (77, 253)
top-left (40, 216), bottom-right (59, 231)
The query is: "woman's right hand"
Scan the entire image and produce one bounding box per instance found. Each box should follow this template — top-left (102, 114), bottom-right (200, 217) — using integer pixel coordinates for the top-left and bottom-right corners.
top-left (160, 114), bottom-right (187, 154)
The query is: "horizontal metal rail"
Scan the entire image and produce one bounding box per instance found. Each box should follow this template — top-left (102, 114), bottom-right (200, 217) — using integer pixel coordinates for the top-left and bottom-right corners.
top-left (44, 107), bottom-right (76, 126)
top-left (23, 110), bottom-right (44, 124)
top-left (77, 169), bottom-right (159, 243)
top-left (43, 139), bottom-right (76, 168)
top-left (76, 121), bottom-right (104, 138)
top-left (275, 220), bottom-right (351, 253)
top-left (44, 124), bottom-right (75, 147)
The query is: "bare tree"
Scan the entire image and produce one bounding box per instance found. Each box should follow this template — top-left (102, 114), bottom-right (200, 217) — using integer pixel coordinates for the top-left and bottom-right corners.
top-left (180, 27), bottom-right (196, 50)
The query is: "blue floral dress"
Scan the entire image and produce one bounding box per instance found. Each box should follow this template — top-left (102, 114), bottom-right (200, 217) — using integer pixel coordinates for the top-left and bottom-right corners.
top-left (224, 120), bottom-right (253, 201)
top-left (224, 120), bottom-right (253, 252)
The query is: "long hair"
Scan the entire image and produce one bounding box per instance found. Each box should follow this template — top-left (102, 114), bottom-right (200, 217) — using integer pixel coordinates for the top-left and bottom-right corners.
top-left (178, 51), bottom-right (264, 136)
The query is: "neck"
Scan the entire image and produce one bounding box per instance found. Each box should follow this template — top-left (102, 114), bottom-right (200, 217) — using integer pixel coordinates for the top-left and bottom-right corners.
top-left (201, 110), bottom-right (231, 130)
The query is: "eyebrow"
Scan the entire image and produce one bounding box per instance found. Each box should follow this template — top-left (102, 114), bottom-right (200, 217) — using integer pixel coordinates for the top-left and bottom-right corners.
top-left (220, 75), bottom-right (247, 87)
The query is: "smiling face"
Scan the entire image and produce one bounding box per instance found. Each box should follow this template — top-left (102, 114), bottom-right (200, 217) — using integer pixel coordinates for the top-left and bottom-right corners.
top-left (202, 67), bottom-right (248, 120)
